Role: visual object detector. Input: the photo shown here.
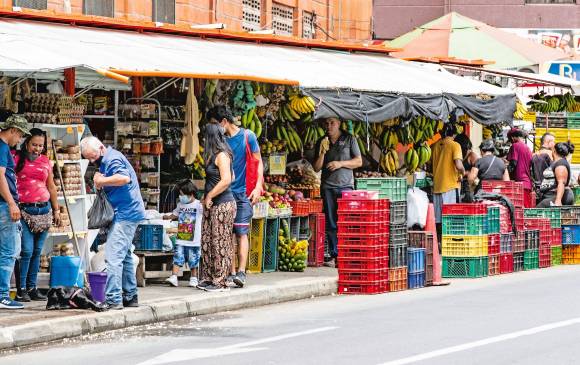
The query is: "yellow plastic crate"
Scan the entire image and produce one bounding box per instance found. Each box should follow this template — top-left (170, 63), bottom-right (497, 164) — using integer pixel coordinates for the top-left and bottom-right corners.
top-left (247, 218), bottom-right (265, 273)
top-left (442, 235), bottom-right (488, 257)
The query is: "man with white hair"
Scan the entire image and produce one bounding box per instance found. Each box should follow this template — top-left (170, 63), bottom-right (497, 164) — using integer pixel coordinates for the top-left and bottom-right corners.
top-left (81, 136), bottom-right (145, 310)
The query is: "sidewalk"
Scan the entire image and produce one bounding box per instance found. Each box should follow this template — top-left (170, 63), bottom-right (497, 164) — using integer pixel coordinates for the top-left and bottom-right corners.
top-left (0, 268), bottom-right (337, 351)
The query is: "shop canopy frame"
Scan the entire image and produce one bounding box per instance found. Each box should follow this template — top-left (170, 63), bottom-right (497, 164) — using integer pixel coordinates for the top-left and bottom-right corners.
top-left (0, 17), bottom-right (514, 125)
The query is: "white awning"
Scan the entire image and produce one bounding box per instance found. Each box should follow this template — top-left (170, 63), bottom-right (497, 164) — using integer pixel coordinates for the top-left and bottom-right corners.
top-left (0, 17), bottom-right (513, 96)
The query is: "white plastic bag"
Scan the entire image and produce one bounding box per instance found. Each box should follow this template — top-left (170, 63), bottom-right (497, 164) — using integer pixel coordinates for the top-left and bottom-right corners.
top-left (407, 188), bottom-right (429, 228)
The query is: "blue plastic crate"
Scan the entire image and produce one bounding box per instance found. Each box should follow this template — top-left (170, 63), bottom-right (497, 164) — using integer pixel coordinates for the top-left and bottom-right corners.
top-left (408, 272), bottom-right (425, 289)
top-left (133, 224), bottom-right (164, 251)
top-left (407, 247), bottom-right (425, 273)
top-left (562, 225), bottom-right (580, 245)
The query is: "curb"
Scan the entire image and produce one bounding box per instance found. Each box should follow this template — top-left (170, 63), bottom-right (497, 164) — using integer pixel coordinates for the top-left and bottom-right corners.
top-left (0, 277), bottom-right (337, 350)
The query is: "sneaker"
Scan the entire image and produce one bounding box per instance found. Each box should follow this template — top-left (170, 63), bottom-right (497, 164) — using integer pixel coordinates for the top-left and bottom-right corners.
top-left (123, 296), bottom-right (139, 308)
top-left (165, 275), bottom-right (179, 287)
top-left (189, 277), bottom-right (199, 288)
top-left (15, 289), bottom-right (31, 302)
top-left (105, 302), bottom-right (124, 310)
top-left (233, 271), bottom-right (247, 288)
top-left (28, 288), bottom-right (47, 301)
top-left (203, 284), bottom-right (230, 293)
top-left (225, 275), bottom-right (236, 288)
top-left (323, 258), bottom-right (336, 268)
top-left (196, 280), bottom-right (211, 290)
top-left (0, 297), bottom-right (24, 309)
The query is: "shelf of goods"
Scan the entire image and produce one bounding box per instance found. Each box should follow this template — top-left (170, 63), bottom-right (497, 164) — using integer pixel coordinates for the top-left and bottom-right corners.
top-left (25, 94), bottom-right (94, 288)
top-left (117, 99), bottom-right (162, 210)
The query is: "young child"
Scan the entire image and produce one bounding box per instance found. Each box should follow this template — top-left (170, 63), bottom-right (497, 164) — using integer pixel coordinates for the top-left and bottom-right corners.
top-left (164, 180), bottom-right (203, 288)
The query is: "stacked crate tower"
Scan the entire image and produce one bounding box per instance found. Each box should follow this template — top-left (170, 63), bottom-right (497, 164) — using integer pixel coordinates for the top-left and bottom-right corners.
top-left (524, 207), bottom-right (563, 267)
top-left (408, 231), bottom-right (434, 286)
top-left (524, 218), bottom-right (551, 269)
top-left (481, 181), bottom-right (526, 272)
top-left (336, 191), bottom-right (390, 294)
top-left (561, 207), bottom-right (580, 264)
top-left (441, 203), bottom-right (491, 278)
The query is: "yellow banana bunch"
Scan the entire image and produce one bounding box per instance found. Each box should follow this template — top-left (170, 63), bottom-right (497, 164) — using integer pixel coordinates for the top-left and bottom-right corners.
top-left (513, 101), bottom-right (528, 120)
top-left (380, 149), bottom-right (400, 176)
top-left (288, 94), bottom-right (316, 116)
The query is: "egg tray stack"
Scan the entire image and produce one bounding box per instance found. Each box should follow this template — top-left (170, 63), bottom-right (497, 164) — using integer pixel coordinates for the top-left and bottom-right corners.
top-left (49, 206), bottom-right (71, 233)
top-left (55, 163), bottom-right (83, 197)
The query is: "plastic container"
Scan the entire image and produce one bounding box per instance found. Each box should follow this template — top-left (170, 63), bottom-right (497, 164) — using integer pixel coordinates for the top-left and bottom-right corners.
top-left (562, 245), bottom-right (580, 264)
top-left (481, 181), bottom-right (524, 208)
top-left (488, 234), bottom-right (500, 255)
top-left (308, 213), bottom-right (325, 267)
top-left (523, 208), bottom-right (561, 228)
top-left (248, 219), bottom-right (265, 273)
top-left (150, 138), bottom-right (163, 155)
top-left (289, 200), bottom-right (309, 216)
top-left (338, 256), bottom-right (388, 270)
top-left (524, 230), bottom-right (540, 250)
top-left (539, 246), bottom-right (551, 268)
top-left (524, 249), bottom-right (539, 270)
top-left (338, 280), bottom-right (389, 295)
top-left (309, 199), bottom-right (323, 214)
top-left (551, 245), bottom-right (563, 266)
top-left (355, 177), bottom-right (407, 201)
top-left (389, 224), bottom-right (408, 247)
top-left (252, 202), bottom-right (269, 219)
top-left (562, 225), bottom-right (580, 245)
top-left (49, 256), bottom-right (84, 288)
top-left (500, 253), bottom-right (514, 274)
top-left (338, 221), bottom-right (389, 235)
top-left (87, 272), bottom-right (107, 303)
top-left (513, 252), bottom-right (524, 272)
top-left (442, 256), bottom-right (488, 278)
top-left (442, 203), bottom-right (488, 215)
top-left (339, 244), bottom-right (389, 258)
top-left (341, 190), bottom-right (380, 200)
top-left (388, 267), bottom-right (408, 292)
top-left (133, 224), bottom-right (164, 251)
top-left (263, 218), bottom-right (279, 272)
top-left (441, 215), bottom-right (488, 235)
top-left (499, 233), bottom-right (513, 254)
top-left (389, 244), bottom-right (408, 268)
top-left (488, 254), bottom-right (500, 276)
top-left (408, 272), bottom-right (425, 289)
top-left (442, 235), bottom-right (488, 257)
top-left (389, 201), bottom-right (407, 225)
top-left (338, 268), bottom-right (388, 282)
top-left (407, 248), bottom-right (425, 273)
top-left (337, 198), bottom-right (389, 213)
top-left (140, 139), bottom-right (151, 154)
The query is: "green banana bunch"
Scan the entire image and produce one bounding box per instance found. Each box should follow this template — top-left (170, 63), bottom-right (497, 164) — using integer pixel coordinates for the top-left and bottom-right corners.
top-left (405, 147), bottom-right (420, 173)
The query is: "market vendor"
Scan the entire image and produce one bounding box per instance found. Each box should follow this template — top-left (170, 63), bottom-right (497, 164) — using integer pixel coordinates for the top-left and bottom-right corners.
top-left (467, 139), bottom-right (509, 192)
top-left (507, 128), bottom-right (533, 207)
top-left (313, 117), bottom-right (362, 268)
top-left (537, 142), bottom-right (575, 207)
top-left (431, 124), bottom-right (465, 238)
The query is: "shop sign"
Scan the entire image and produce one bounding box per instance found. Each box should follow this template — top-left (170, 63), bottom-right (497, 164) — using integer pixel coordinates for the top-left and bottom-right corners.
top-left (502, 28), bottom-right (580, 57)
top-left (546, 61), bottom-right (580, 81)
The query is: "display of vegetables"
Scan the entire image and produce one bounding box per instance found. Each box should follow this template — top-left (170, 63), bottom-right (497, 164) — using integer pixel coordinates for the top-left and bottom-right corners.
top-left (278, 219), bottom-right (307, 272)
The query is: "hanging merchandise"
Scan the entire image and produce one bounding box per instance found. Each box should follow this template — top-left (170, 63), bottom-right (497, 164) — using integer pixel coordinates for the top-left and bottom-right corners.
top-left (180, 79), bottom-right (200, 165)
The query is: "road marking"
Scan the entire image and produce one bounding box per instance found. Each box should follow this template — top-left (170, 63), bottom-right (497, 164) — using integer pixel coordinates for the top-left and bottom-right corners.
top-left (379, 317), bottom-right (580, 365)
top-left (137, 326), bottom-right (338, 365)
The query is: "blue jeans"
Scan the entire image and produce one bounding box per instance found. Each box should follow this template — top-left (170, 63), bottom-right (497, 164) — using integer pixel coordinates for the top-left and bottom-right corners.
top-left (105, 221), bottom-right (139, 305)
top-left (321, 186), bottom-right (352, 258)
top-left (19, 205), bottom-right (50, 290)
top-left (233, 192), bottom-right (252, 236)
top-left (0, 202), bottom-right (21, 298)
top-left (173, 245), bottom-right (201, 269)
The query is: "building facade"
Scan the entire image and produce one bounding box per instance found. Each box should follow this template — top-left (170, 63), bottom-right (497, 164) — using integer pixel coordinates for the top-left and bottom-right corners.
top-left (373, 0), bottom-right (580, 40)
top-left (0, 0), bottom-right (372, 42)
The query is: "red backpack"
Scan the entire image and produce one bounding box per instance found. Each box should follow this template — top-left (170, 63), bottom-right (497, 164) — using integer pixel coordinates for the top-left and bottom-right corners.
top-left (245, 130), bottom-right (259, 197)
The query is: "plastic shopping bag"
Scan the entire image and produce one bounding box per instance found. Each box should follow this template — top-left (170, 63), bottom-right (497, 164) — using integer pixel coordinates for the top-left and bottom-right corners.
top-left (88, 189), bottom-right (115, 229)
top-left (407, 188), bottom-right (429, 229)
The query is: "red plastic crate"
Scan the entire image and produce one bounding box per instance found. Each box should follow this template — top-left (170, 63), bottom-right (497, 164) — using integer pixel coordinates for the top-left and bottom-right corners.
top-left (488, 234), bottom-right (500, 255)
top-left (500, 253), bottom-right (514, 273)
top-left (552, 228), bottom-right (562, 246)
top-left (338, 233), bottom-right (389, 246)
top-left (338, 211), bottom-right (390, 224)
top-left (341, 190), bottom-right (380, 200)
top-left (539, 246), bottom-right (551, 268)
top-left (489, 254), bottom-right (500, 276)
top-left (338, 256), bottom-right (388, 270)
top-left (289, 200), bottom-right (309, 216)
top-left (338, 280), bottom-right (389, 295)
top-left (338, 244), bottom-right (389, 258)
top-left (514, 207), bottom-right (524, 232)
top-left (338, 221), bottom-right (389, 235)
top-left (308, 213), bottom-right (325, 267)
top-left (309, 199), bottom-right (323, 214)
top-left (525, 218), bottom-right (551, 245)
top-left (514, 232), bottom-right (525, 252)
top-left (338, 268), bottom-right (388, 282)
top-left (481, 181), bottom-right (524, 208)
top-left (337, 199), bottom-right (390, 213)
top-left (442, 203), bottom-right (488, 215)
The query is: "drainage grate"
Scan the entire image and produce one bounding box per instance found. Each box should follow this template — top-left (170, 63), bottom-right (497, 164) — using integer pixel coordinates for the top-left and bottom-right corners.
top-left (242, 0), bottom-right (261, 32)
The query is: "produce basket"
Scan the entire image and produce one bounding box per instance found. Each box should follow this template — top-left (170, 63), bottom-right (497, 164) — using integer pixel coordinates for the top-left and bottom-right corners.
top-left (252, 202), bottom-right (269, 219)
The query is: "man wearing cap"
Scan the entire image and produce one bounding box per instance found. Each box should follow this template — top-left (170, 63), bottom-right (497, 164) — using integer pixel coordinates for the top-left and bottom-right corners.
top-left (0, 115), bottom-right (30, 310)
top-left (507, 128), bottom-right (533, 207)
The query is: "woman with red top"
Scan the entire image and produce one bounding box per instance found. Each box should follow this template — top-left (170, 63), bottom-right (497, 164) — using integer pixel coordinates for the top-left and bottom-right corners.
top-left (13, 128), bottom-right (60, 302)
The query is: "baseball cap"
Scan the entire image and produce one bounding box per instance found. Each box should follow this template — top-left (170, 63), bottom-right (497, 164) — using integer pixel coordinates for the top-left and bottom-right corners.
top-left (0, 115), bottom-right (31, 136)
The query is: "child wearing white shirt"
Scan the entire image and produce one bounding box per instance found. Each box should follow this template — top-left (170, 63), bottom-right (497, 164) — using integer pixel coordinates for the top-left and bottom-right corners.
top-left (164, 180), bottom-right (203, 288)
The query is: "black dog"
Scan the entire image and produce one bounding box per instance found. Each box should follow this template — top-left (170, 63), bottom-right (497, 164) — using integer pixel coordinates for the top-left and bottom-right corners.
top-left (46, 287), bottom-right (107, 312)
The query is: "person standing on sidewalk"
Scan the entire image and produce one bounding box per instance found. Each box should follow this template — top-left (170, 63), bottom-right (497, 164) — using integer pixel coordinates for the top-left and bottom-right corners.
top-left (81, 136), bottom-right (145, 310)
top-left (431, 124), bottom-right (465, 240)
top-left (197, 123), bottom-right (237, 292)
top-left (0, 115), bottom-right (30, 310)
top-left (507, 128), bottom-right (533, 207)
top-left (13, 128), bottom-right (61, 302)
top-left (313, 117), bottom-right (362, 268)
top-left (532, 132), bottom-right (555, 202)
top-left (209, 106), bottom-right (264, 288)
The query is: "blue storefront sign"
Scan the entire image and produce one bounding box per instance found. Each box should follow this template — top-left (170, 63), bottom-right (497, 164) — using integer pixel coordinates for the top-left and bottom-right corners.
top-left (547, 62), bottom-right (580, 81)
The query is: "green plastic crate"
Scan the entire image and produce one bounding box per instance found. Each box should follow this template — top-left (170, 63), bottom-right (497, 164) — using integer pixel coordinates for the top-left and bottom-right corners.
top-left (567, 113), bottom-right (580, 129)
top-left (442, 215), bottom-right (488, 235)
top-left (551, 246), bottom-right (562, 266)
top-left (442, 256), bottom-right (488, 278)
top-left (487, 207), bottom-right (500, 234)
top-left (524, 208), bottom-right (561, 228)
top-left (355, 178), bottom-right (407, 201)
top-left (524, 249), bottom-right (539, 270)
top-left (263, 218), bottom-right (280, 273)
top-left (574, 187), bottom-right (580, 205)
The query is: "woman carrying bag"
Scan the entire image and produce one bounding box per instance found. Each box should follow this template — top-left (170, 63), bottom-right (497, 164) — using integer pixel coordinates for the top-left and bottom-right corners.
top-left (537, 142), bottom-right (575, 207)
top-left (13, 128), bottom-right (60, 302)
top-left (467, 139), bottom-right (509, 194)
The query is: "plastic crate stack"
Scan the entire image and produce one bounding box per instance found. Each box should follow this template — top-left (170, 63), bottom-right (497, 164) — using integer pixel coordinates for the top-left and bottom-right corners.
top-left (524, 208), bottom-right (563, 266)
top-left (408, 231), bottom-right (434, 286)
top-left (525, 218), bottom-right (551, 269)
top-left (558, 207), bottom-right (580, 265)
top-left (441, 203), bottom-right (490, 278)
top-left (562, 224), bottom-right (580, 265)
top-left (389, 199), bottom-right (409, 291)
top-left (482, 181), bottom-right (526, 272)
top-left (307, 213), bottom-right (325, 267)
top-left (337, 191), bottom-right (390, 294)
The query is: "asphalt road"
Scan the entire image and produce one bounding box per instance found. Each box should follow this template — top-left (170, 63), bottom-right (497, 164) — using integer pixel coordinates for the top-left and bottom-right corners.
top-left (4, 265), bottom-right (580, 365)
